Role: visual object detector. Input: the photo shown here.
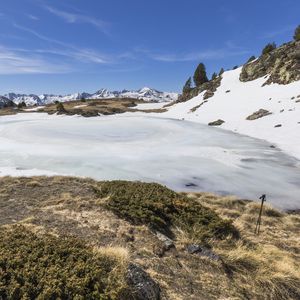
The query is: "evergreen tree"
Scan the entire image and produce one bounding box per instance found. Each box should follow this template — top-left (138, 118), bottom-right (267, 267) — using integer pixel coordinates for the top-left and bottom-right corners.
top-left (211, 72), bottom-right (217, 80)
top-left (247, 55), bottom-right (256, 63)
top-left (294, 25), bottom-right (300, 41)
top-left (193, 63), bottom-right (208, 87)
top-left (17, 102), bottom-right (26, 109)
top-left (56, 102), bottom-right (66, 112)
top-left (262, 42), bottom-right (276, 55)
top-left (182, 77), bottom-right (192, 94)
top-left (219, 68), bottom-right (224, 76)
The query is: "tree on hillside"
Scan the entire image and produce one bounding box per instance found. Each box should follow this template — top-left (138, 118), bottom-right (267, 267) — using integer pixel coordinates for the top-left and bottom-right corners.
top-left (247, 55), bottom-right (256, 63)
top-left (56, 102), bottom-right (66, 113)
top-left (294, 25), bottom-right (300, 41)
top-left (219, 68), bottom-right (224, 76)
top-left (262, 42), bottom-right (276, 55)
top-left (17, 102), bottom-right (26, 109)
top-left (182, 77), bottom-right (192, 94)
top-left (193, 63), bottom-right (208, 87)
top-left (211, 72), bottom-right (217, 80)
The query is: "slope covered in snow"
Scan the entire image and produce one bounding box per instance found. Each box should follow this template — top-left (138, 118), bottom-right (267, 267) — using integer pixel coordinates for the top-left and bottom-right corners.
top-left (4, 87), bottom-right (178, 106)
top-left (162, 67), bottom-right (300, 159)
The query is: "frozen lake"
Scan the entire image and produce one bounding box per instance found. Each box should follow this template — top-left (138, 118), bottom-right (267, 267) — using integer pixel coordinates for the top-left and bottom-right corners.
top-left (0, 113), bottom-right (299, 209)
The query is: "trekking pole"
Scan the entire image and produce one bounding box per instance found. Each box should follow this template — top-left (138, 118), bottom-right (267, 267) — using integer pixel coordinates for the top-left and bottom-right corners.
top-left (255, 194), bottom-right (266, 235)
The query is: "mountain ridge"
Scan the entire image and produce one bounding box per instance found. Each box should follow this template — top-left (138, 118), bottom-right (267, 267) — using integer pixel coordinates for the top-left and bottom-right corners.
top-left (1, 87), bottom-right (178, 106)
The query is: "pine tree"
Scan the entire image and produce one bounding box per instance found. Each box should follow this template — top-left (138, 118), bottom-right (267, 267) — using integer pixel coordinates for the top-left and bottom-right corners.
top-left (219, 68), bottom-right (224, 76)
top-left (193, 63), bottom-right (208, 87)
top-left (211, 72), bottom-right (217, 80)
top-left (17, 102), bottom-right (26, 109)
top-left (247, 56), bottom-right (256, 63)
top-left (262, 42), bottom-right (276, 55)
top-left (182, 77), bottom-right (192, 94)
top-left (294, 25), bottom-right (300, 41)
top-left (56, 102), bottom-right (66, 112)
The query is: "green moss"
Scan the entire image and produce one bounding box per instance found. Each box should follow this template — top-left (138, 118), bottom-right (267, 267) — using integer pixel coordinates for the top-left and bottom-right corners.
top-left (94, 181), bottom-right (239, 241)
top-left (0, 226), bottom-right (128, 300)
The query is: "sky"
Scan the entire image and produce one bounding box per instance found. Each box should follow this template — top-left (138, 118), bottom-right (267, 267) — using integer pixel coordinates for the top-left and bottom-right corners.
top-left (0, 0), bottom-right (299, 95)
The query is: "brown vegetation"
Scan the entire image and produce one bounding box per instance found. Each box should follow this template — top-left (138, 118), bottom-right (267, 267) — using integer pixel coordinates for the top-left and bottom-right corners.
top-left (0, 176), bottom-right (299, 299)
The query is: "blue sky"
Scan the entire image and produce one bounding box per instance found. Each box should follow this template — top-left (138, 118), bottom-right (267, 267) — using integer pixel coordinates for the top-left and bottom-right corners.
top-left (0, 0), bottom-right (299, 94)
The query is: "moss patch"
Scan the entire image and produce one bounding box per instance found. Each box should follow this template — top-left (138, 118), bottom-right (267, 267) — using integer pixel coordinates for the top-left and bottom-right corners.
top-left (94, 181), bottom-right (238, 241)
top-left (0, 226), bottom-right (128, 300)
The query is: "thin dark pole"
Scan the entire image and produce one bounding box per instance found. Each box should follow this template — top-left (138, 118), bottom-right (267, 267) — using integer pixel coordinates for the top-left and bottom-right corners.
top-left (255, 194), bottom-right (266, 235)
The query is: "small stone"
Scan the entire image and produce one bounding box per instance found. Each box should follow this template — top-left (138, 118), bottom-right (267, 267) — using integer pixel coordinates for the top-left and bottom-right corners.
top-left (208, 119), bottom-right (225, 126)
top-left (225, 90), bottom-right (231, 93)
top-left (274, 124), bottom-right (282, 128)
top-left (187, 244), bottom-right (201, 254)
top-left (186, 244), bottom-right (220, 261)
top-left (185, 183), bottom-right (198, 187)
top-left (155, 232), bottom-right (174, 250)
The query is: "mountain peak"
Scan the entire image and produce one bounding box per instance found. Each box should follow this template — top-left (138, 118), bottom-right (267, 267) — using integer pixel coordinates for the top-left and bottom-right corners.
top-left (1, 88), bottom-right (178, 106)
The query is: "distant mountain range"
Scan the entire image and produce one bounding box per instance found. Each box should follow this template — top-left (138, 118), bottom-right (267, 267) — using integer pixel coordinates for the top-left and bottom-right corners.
top-left (0, 87), bottom-right (178, 107)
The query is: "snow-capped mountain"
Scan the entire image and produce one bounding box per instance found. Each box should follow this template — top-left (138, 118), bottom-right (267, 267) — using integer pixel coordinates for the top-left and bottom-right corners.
top-left (3, 87), bottom-right (178, 106)
top-left (0, 96), bottom-right (15, 109)
top-left (5, 93), bottom-right (42, 106)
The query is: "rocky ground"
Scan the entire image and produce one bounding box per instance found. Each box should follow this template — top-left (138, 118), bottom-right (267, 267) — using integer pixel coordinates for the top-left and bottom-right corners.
top-left (0, 176), bottom-right (299, 299)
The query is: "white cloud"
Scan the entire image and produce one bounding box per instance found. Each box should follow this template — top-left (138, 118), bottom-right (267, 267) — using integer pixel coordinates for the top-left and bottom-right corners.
top-left (260, 25), bottom-right (295, 39)
top-left (13, 24), bottom-right (111, 64)
top-left (0, 46), bottom-right (70, 74)
top-left (136, 47), bottom-right (249, 62)
top-left (35, 48), bottom-right (110, 64)
top-left (27, 14), bottom-right (39, 21)
top-left (44, 5), bottom-right (110, 35)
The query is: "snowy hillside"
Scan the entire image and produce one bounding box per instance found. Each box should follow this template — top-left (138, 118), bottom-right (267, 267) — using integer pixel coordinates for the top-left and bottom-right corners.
top-left (4, 87), bottom-right (178, 106)
top-left (162, 67), bottom-right (300, 159)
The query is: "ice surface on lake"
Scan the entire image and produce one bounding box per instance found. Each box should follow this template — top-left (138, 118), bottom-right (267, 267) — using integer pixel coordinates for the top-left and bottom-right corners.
top-left (0, 113), bottom-right (299, 209)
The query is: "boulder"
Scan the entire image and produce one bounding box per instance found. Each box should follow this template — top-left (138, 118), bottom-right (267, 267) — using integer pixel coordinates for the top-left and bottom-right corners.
top-left (126, 263), bottom-right (160, 300)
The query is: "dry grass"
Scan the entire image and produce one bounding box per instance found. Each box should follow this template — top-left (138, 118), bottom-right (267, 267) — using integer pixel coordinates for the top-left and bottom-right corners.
top-left (0, 176), bottom-right (299, 299)
top-left (184, 192), bottom-right (300, 299)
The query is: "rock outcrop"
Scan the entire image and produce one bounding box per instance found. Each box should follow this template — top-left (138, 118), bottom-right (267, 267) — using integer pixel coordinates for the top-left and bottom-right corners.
top-left (178, 75), bottom-right (222, 102)
top-left (246, 109), bottom-right (272, 120)
top-left (240, 41), bottom-right (300, 85)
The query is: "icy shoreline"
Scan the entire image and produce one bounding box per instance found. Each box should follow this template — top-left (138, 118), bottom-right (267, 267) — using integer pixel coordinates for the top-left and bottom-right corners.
top-left (0, 113), bottom-right (299, 209)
